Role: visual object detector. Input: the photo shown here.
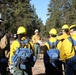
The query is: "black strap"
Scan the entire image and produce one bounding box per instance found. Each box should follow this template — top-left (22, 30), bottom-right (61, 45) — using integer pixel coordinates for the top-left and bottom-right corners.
top-left (17, 39), bottom-right (29, 48)
top-left (68, 37), bottom-right (76, 55)
top-left (47, 40), bottom-right (59, 49)
top-left (56, 40), bottom-right (59, 47)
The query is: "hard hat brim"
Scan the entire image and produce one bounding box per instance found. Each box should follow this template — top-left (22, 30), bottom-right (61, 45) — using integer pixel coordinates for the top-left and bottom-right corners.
top-left (70, 25), bottom-right (76, 30)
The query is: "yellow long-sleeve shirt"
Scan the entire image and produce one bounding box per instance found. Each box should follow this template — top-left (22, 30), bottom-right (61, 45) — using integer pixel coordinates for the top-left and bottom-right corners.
top-left (57, 33), bottom-right (69, 41)
top-left (32, 35), bottom-right (41, 44)
top-left (60, 34), bottom-right (76, 62)
top-left (9, 40), bottom-right (20, 64)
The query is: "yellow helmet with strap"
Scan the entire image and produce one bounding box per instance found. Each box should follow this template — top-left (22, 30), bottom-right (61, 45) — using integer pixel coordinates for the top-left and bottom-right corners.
top-left (62, 24), bottom-right (69, 30)
top-left (49, 28), bottom-right (57, 35)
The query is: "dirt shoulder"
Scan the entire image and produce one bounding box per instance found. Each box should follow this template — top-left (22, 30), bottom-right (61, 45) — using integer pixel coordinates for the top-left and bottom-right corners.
top-left (32, 59), bottom-right (45, 75)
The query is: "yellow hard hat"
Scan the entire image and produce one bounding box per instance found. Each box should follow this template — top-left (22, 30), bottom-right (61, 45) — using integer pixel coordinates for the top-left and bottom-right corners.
top-left (70, 25), bottom-right (76, 30)
top-left (49, 28), bottom-right (57, 35)
top-left (17, 26), bottom-right (26, 34)
top-left (62, 24), bottom-right (69, 29)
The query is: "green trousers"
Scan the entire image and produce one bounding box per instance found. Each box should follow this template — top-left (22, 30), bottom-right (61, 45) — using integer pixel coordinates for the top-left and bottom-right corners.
top-left (34, 44), bottom-right (40, 59)
top-left (13, 67), bottom-right (28, 75)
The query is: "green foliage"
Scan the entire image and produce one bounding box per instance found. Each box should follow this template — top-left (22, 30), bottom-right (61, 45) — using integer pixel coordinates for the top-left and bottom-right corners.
top-left (46, 0), bottom-right (76, 32)
top-left (0, 0), bottom-right (45, 38)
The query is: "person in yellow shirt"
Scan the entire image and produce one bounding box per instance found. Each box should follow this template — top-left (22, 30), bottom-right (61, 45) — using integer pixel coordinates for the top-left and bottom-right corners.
top-left (32, 29), bottom-right (41, 59)
top-left (57, 24), bottom-right (70, 41)
top-left (9, 26), bottom-right (35, 75)
top-left (44, 28), bottom-right (63, 75)
top-left (57, 24), bottom-right (70, 75)
top-left (60, 25), bottom-right (76, 75)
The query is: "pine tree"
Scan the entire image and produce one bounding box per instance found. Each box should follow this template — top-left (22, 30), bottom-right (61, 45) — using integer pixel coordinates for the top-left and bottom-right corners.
top-left (0, 0), bottom-right (44, 38)
top-left (46, 0), bottom-right (72, 32)
top-left (46, 0), bottom-right (62, 32)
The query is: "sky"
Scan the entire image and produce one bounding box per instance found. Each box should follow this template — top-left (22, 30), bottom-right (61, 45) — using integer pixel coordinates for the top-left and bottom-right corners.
top-left (30, 0), bottom-right (50, 25)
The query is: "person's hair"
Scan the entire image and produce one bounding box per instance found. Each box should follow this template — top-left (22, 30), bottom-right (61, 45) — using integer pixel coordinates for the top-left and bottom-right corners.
top-left (51, 34), bottom-right (56, 37)
top-left (17, 34), bottom-right (26, 40)
top-left (63, 29), bottom-right (69, 34)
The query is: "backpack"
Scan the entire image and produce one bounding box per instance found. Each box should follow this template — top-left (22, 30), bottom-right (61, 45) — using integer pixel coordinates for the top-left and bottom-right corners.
top-left (68, 37), bottom-right (76, 54)
top-left (66, 37), bottom-right (76, 70)
top-left (12, 39), bottom-right (33, 70)
top-left (47, 40), bottom-right (60, 63)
